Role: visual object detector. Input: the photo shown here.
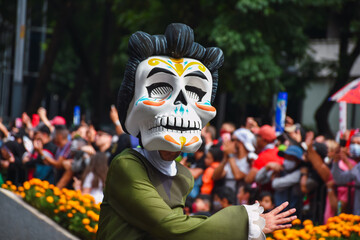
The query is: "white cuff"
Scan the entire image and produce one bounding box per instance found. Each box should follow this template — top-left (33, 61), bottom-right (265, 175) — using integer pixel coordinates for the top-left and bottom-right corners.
top-left (243, 202), bottom-right (266, 240)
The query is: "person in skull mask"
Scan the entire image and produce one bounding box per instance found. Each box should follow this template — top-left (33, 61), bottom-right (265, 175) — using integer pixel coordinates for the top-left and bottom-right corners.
top-left (97, 23), bottom-right (296, 240)
top-left (332, 133), bottom-right (360, 215)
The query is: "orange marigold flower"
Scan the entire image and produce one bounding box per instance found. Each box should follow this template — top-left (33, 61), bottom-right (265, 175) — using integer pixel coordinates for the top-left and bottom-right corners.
top-left (82, 218), bottom-right (91, 225)
top-left (54, 209), bottom-right (59, 214)
top-left (35, 192), bottom-right (42, 198)
top-left (5, 180), bottom-right (12, 185)
top-left (10, 185), bottom-right (17, 191)
top-left (67, 213), bottom-right (73, 218)
top-left (292, 219), bottom-right (301, 225)
top-left (23, 181), bottom-right (30, 190)
top-left (1, 184), bottom-right (7, 189)
top-left (46, 196), bottom-right (54, 203)
top-left (20, 192), bottom-right (25, 198)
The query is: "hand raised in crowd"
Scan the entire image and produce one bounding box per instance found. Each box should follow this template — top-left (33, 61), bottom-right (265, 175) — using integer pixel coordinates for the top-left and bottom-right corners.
top-left (81, 145), bottom-right (96, 155)
top-left (261, 201), bottom-right (297, 234)
top-left (222, 138), bottom-right (236, 156)
top-left (265, 162), bottom-right (283, 172)
top-left (37, 107), bottom-right (47, 120)
top-left (33, 139), bottom-right (44, 153)
top-left (22, 112), bottom-right (31, 126)
top-left (62, 159), bottom-right (73, 171)
top-left (289, 129), bottom-right (302, 143)
top-left (110, 105), bottom-right (119, 124)
top-left (73, 177), bottom-right (82, 191)
top-left (305, 131), bottom-right (314, 147)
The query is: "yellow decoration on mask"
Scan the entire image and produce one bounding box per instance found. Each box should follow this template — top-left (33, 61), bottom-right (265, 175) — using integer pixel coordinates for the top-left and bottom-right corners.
top-left (147, 58), bottom-right (206, 76)
top-left (179, 136), bottom-right (186, 150)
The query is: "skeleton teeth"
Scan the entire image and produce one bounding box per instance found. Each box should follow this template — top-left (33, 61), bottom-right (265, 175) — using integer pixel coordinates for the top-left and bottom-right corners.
top-left (168, 116), bottom-right (175, 126)
top-left (162, 117), bottom-right (167, 126)
top-left (176, 117), bottom-right (182, 127)
top-left (157, 118), bottom-right (161, 127)
top-left (183, 119), bottom-right (189, 128)
top-left (189, 121), bottom-right (194, 128)
top-left (195, 121), bottom-right (199, 129)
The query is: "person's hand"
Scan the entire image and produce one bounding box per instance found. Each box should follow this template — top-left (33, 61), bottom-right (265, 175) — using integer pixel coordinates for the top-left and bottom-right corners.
top-left (289, 129), bottom-right (302, 143)
top-left (110, 105), bottom-right (119, 124)
top-left (266, 162), bottom-right (283, 172)
top-left (73, 177), bottom-right (82, 191)
top-left (22, 152), bottom-right (31, 164)
top-left (0, 160), bottom-right (10, 169)
top-left (180, 156), bottom-right (188, 166)
top-left (261, 201), bottom-right (297, 234)
top-left (305, 131), bottom-right (314, 147)
top-left (62, 159), bottom-right (73, 170)
top-left (37, 107), bottom-right (47, 120)
top-left (33, 139), bottom-right (43, 153)
top-left (81, 145), bottom-right (96, 155)
top-left (339, 147), bottom-right (349, 162)
top-left (222, 139), bottom-right (236, 155)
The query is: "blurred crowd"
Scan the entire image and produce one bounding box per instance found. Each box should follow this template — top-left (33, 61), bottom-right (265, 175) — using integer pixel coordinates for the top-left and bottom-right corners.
top-left (0, 108), bottom-right (359, 223)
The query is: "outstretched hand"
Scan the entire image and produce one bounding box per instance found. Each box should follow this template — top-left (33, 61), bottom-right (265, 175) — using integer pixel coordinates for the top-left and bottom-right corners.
top-left (260, 201), bottom-right (297, 234)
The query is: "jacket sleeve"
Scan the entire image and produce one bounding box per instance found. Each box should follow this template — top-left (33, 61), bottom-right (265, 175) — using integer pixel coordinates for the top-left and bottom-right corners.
top-left (331, 162), bottom-right (355, 185)
top-left (104, 154), bottom-right (249, 240)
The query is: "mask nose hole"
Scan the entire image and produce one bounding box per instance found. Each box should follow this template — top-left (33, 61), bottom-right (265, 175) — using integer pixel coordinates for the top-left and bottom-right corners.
top-left (174, 90), bottom-right (187, 106)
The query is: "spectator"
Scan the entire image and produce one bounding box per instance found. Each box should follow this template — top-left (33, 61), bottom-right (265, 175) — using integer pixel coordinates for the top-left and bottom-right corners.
top-left (256, 145), bottom-right (304, 212)
top-left (181, 140), bottom-right (206, 199)
top-left (200, 146), bottom-right (223, 195)
top-left (331, 133), bottom-right (360, 215)
top-left (213, 128), bottom-right (257, 192)
top-left (236, 184), bottom-right (253, 205)
top-left (258, 191), bottom-right (274, 213)
top-left (212, 187), bottom-right (236, 212)
top-left (23, 123), bottom-right (57, 183)
top-left (245, 125), bottom-right (283, 185)
top-left (192, 194), bottom-right (212, 217)
top-left (74, 152), bottom-right (108, 203)
top-left (202, 125), bottom-right (217, 153)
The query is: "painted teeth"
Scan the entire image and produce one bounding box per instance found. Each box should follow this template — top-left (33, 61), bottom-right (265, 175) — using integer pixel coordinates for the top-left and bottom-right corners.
top-left (168, 116), bottom-right (175, 126)
top-left (162, 117), bottom-right (167, 126)
top-left (175, 117), bottom-right (182, 127)
top-left (150, 116), bottom-right (201, 131)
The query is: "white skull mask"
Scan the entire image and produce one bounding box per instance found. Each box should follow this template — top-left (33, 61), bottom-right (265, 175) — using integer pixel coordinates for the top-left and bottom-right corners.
top-left (125, 56), bottom-right (217, 152)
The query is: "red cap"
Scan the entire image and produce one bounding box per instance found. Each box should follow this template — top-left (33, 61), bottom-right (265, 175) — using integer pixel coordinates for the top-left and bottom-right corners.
top-left (258, 125), bottom-right (276, 142)
top-left (50, 116), bottom-right (66, 126)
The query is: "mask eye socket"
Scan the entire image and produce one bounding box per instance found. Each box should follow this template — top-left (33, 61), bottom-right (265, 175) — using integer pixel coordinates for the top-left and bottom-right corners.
top-left (185, 86), bottom-right (206, 102)
top-left (146, 83), bottom-right (173, 99)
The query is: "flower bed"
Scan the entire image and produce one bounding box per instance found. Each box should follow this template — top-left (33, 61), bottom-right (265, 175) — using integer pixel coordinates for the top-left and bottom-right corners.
top-left (2, 179), bottom-right (360, 240)
top-left (268, 215), bottom-right (360, 240)
top-left (1, 179), bottom-right (99, 240)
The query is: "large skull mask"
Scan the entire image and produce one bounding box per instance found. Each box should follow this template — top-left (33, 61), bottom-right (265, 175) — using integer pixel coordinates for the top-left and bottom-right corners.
top-left (125, 56), bottom-right (216, 152)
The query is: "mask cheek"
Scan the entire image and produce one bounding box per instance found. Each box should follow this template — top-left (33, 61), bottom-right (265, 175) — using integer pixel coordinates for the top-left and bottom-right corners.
top-left (125, 101), bottom-right (167, 137)
top-left (195, 103), bottom-right (217, 128)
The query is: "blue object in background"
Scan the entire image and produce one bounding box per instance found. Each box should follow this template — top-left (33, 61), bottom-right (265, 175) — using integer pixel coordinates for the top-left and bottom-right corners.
top-left (275, 92), bottom-right (288, 134)
top-left (73, 105), bottom-right (81, 126)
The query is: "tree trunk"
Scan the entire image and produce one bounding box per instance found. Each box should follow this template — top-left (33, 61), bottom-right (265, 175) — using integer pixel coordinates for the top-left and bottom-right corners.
top-left (314, 1), bottom-right (360, 137)
top-left (27, 2), bottom-right (72, 114)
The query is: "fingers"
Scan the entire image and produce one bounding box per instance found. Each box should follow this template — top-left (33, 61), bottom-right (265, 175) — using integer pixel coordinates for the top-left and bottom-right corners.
top-left (271, 201), bottom-right (289, 215)
top-left (275, 224), bottom-right (292, 230)
top-left (275, 215), bottom-right (297, 225)
top-left (275, 208), bottom-right (296, 219)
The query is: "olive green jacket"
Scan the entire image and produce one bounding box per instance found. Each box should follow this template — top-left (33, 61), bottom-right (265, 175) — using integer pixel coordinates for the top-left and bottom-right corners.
top-left (97, 148), bottom-right (249, 240)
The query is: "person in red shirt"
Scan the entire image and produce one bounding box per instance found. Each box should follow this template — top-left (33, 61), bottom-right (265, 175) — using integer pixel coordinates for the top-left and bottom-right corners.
top-left (245, 125), bottom-right (283, 184)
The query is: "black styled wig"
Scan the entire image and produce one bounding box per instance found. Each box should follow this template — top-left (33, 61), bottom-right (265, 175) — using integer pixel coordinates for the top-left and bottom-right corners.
top-left (117, 23), bottom-right (224, 133)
